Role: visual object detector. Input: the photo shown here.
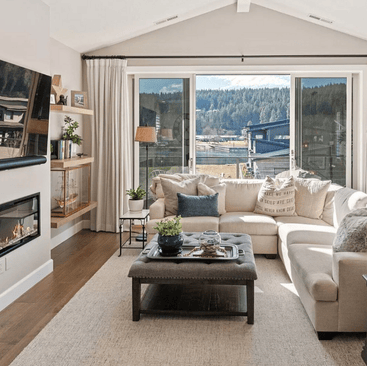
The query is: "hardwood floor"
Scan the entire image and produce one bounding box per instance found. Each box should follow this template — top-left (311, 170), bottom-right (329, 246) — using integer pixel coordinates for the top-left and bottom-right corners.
top-left (0, 229), bottom-right (128, 366)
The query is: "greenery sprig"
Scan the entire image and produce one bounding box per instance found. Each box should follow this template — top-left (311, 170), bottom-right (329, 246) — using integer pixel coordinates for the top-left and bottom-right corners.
top-left (126, 186), bottom-right (146, 200)
top-left (153, 216), bottom-right (182, 236)
top-left (63, 115), bottom-right (82, 146)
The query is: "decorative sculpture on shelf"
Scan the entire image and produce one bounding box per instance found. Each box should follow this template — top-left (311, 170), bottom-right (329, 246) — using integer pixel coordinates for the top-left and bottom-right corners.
top-left (51, 74), bottom-right (68, 104)
top-left (57, 95), bottom-right (68, 105)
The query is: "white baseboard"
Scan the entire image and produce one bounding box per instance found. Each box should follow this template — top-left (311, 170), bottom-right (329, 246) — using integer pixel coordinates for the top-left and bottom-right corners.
top-left (51, 220), bottom-right (87, 249)
top-left (0, 259), bottom-right (53, 312)
top-left (83, 219), bottom-right (91, 229)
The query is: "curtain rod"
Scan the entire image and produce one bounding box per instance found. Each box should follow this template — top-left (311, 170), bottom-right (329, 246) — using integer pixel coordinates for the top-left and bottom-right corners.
top-left (81, 54), bottom-right (367, 60)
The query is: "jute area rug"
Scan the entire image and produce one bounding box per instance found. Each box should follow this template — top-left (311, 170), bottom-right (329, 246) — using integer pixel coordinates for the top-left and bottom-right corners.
top-left (11, 250), bottom-right (365, 366)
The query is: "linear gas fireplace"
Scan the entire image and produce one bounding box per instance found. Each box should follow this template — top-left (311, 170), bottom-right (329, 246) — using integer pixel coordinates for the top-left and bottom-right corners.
top-left (0, 193), bottom-right (40, 257)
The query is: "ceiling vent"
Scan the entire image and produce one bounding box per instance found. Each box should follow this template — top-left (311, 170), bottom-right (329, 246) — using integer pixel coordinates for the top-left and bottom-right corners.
top-left (308, 14), bottom-right (333, 24)
top-left (154, 15), bottom-right (178, 26)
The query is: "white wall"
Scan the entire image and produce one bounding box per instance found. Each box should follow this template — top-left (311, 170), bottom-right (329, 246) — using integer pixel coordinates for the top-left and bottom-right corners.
top-left (89, 4), bottom-right (367, 65)
top-left (0, 0), bottom-right (84, 311)
top-left (50, 38), bottom-right (85, 249)
top-left (0, 0), bottom-right (53, 310)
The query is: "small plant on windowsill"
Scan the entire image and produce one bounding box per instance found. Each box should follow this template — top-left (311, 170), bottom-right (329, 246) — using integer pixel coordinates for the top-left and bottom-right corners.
top-left (126, 186), bottom-right (146, 212)
top-left (153, 216), bottom-right (183, 257)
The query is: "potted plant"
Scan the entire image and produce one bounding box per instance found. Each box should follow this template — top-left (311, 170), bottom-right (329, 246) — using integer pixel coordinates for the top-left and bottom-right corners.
top-left (126, 186), bottom-right (146, 212)
top-left (153, 216), bottom-right (183, 256)
top-left (62, 115), bottom-right (82, 158)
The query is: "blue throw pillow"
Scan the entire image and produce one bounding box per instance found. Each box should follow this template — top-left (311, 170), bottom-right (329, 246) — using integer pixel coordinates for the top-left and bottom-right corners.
top-left (177, 192), bottom-right (219, 217)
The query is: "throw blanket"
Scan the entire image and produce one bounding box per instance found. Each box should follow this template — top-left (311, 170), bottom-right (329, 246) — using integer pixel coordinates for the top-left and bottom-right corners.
top-left (333, 208), bottom-right (367, 252)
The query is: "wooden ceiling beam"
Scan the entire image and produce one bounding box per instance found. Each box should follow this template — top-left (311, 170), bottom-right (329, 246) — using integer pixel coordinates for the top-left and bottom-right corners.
top-left (237, 0), bottom-right (251, 12)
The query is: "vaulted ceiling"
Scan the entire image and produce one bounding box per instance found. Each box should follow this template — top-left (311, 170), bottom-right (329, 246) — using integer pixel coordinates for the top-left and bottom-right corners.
top-left (42, 0), bottom-right (367, 53)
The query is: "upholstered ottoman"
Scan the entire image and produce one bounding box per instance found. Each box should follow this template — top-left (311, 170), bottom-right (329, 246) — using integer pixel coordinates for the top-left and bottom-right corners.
top-left (128, 232), bottom-right (257, 323)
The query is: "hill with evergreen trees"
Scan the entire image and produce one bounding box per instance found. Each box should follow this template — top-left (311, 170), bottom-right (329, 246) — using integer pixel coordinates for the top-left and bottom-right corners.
top-left (196, 87), bottom-right (290, 135)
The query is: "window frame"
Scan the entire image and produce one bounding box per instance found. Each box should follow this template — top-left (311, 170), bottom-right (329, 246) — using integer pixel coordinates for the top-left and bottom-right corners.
top-left (129, 65), bottom-right (365, 189)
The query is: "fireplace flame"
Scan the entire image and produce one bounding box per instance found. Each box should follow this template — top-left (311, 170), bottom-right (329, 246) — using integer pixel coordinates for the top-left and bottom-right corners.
top-left (12, 223), bottom-right (24, 239)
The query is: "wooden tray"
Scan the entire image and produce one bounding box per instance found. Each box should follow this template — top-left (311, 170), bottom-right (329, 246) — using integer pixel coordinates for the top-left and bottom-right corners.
top-left (145, 244), bottom-right (241, 261)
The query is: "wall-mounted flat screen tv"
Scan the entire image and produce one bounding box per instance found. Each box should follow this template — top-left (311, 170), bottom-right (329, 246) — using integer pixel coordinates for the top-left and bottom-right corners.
top-left (0, 59), bottom-right (51, 164)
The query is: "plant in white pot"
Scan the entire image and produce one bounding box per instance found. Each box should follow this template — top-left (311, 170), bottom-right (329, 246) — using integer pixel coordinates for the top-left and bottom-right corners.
top-left (126, 186), bottom-right (146, 212)
top-left (153, 216), bottom-right (183, 256)
top-left (62, 115), bottom-right (82, 158)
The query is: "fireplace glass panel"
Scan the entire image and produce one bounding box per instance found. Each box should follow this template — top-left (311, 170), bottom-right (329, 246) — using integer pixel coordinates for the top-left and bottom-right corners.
top-left (0, 194), bottom-right (40, 257)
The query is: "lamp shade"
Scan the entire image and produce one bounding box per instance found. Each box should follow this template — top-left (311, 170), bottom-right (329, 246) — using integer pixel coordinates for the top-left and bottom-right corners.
top-left (135, 126), bottom-right (157, 143)
top-left (160, 128), bottom-right (173, 140)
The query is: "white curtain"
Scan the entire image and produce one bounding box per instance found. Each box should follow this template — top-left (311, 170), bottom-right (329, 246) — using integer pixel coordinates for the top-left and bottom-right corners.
top-left (86, 59), bottom-right (132, 232)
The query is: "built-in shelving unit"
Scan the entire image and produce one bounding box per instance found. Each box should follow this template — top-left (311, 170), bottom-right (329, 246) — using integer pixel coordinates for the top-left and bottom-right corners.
top-left (50, 103), bottom-right (96, 229)
top-left (50, 105), bottom-right (94, 116)
top-left (51, 201), bottom-right (97, 229)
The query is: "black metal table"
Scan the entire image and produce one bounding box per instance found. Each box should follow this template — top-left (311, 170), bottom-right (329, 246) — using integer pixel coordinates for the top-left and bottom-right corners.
top-left (119, 209), bottom-right (149, 256)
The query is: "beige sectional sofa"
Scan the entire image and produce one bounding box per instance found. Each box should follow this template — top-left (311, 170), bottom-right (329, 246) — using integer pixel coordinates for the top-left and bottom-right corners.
top-left (146, 174), bottom-right (367, 338)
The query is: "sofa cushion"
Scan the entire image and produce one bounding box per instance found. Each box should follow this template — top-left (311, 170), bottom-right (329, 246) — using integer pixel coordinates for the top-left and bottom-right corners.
top-left (333, 208), bottom-right (367, 252)
top-left (151, 174), bottom-right (183, 198)
top-left (275, 216), bottom-right (336, 247)
top-left (198, 182), bottom-right (226, 215)
top-left (334, 187), bottom-right (367, 228)
top-left (295, 178), bottom-right (331, 219)
top-left (222, 179), bottom-right (263, 212)
top-left (321, 183), bottom-right (343, 226)
top-left (176, 173), bottom-right (220, 187)
top-left (220, 212), bottom-right (278, 236)
top-left (147, 215), bottom-right (220, 234)
top-left (177, 192), bottom-right (219, 218)
top-left (288, 244), bottom-right (337, 301)
top-left (151, 174), bottom-right (220, 199)
top-left (160, 177), bottom-right (200, 216)
top-left (254, 176), bottom-right (295, 216)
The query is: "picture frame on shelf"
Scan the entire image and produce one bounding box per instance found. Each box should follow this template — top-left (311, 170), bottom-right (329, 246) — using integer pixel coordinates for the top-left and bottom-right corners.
top-left (50, 94), bottom-right (56, 104)
top-left (71, 90), bottom-right (88, 109)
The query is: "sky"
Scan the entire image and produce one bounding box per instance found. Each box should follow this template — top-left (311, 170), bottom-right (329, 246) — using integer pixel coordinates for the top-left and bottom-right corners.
top-left (139, 75), bottom-right (346, 94)
top-left (196, 75), bottom-right (291, 90)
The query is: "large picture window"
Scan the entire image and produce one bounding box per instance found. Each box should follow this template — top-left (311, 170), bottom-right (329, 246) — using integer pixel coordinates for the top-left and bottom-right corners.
top-left (134, 72), bottom-right (353, 193)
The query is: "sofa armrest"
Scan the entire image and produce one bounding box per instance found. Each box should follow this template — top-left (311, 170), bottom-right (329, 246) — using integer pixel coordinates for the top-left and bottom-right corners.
top-left (332, 252), bottom-right (367, 331)
top-left (149, 198), bottom-right (165, 219)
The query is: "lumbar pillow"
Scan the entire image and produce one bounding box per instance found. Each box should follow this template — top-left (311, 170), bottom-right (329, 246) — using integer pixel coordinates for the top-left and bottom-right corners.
top-left (333, 208), bottom-right (367, 252)
top-left (198, 182), bottom-right (226, 215)
top-left (177, 192), bottom-right (219, 218)
top-left (295, 178), bottom-right (331, 219)
top-left (160, 177), bottom-right (200, 216)
top-left (254, 176), bottom-right (295, 217)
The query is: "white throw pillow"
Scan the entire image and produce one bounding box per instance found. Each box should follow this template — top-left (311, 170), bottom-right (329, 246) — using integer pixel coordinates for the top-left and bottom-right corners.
top-left (198, 182), bottom-right (226, 215)
top-left (254, 176), bottom-right (295, 217)
top-left (295, 178), bottom-right (331, 219)
top-left (160, 177), bottom-right (200, 216)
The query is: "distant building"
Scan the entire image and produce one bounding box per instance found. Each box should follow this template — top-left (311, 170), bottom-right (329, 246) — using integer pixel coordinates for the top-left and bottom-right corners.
top-left (0, 96), bottom-right (28, 123)
top-left (246, 119), bottom-right (289, 154)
